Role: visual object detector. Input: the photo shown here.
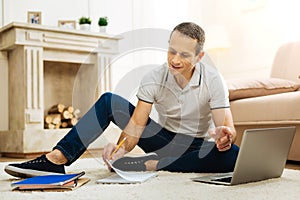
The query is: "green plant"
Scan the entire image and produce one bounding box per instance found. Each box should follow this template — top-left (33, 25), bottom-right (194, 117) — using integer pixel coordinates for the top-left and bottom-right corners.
top-left (79, 16), bottom-right (92, 25)
top-left (98, 16), bottom-right (108, 26)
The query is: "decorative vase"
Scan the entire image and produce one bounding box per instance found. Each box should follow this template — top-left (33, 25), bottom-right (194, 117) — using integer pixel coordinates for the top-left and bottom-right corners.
top-left (99, 26), bottom-right (106, 33)
top-left (80, 24), bottom-right (91, 31)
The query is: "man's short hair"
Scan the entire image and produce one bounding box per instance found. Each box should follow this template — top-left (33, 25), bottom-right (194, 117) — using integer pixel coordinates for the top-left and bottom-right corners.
top-left (171, 22), bottom-right (205, 55)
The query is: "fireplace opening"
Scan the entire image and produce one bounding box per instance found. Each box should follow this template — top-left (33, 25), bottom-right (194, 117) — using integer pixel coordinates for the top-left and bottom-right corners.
top-left (43, 61), bottom-right (98, 129)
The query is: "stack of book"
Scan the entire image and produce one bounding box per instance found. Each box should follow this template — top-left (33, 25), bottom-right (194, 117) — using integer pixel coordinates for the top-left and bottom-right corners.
top-left (11, 171), bottom-right (89, 191)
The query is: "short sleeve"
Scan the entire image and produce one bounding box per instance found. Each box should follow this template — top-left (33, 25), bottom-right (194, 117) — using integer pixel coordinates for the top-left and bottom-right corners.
top-left (136, 70), bottom-right (159, 104)
top-left (209, 71), bottom-right (230, 109)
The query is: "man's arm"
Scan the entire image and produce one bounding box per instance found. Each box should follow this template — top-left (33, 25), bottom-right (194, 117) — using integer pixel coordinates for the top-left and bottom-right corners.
top-left (118, 99), bottom-right (153, 152)
top-left (102, 100), bottom-right (152, 161)
top-left (211, 108), bottom-right (236, 151)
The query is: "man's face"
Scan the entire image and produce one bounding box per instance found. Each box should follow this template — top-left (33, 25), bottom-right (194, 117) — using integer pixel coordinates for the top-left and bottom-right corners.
top-left (167, 30), bottom-right (202, 80)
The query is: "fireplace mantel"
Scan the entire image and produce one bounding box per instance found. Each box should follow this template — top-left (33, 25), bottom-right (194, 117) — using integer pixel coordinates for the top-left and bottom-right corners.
top-left (0, 22), bottom-right (121, 157)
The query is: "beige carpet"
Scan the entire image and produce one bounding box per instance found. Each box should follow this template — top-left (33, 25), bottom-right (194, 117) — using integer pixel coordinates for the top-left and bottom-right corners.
top-left (0, 158), bottom-right (300, 200)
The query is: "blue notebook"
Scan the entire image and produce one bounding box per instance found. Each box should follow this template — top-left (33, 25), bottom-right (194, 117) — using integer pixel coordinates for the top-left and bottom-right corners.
top-left (11, 171), bottom-right (86, 190)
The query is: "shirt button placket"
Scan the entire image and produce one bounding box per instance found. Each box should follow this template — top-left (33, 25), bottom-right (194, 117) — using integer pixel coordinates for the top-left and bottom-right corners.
top-left (179, 93), bottom-right (184, 104)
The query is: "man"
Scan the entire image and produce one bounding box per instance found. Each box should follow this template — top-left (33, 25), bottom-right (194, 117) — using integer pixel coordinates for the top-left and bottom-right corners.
top-left (5, 22), bottom-right (239, 178)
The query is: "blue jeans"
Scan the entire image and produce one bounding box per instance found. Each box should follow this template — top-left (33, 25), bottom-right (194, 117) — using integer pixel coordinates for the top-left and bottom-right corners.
top-left (55, 92), bottom-right (239, 173)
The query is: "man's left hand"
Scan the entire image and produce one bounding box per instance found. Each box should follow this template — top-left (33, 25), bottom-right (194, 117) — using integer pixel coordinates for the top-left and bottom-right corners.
top-left (210, 126), bottom-right (234, 152)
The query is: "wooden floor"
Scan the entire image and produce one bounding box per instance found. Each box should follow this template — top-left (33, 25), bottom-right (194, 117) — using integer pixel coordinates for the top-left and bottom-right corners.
top-left (1, 151), bottom-right (300, 170)
top-left (285, 160), bottom-right (300, 170)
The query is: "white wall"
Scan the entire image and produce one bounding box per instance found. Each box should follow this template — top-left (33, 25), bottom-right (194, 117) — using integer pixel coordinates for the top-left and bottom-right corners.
top-left (0, 0), bottom-right (3, 26)
top-left (1, 0), bottom-right (132, 34)
top-left (195, 0), bottom-right (300, 79)
top-left (1, 0), bottom-right (300, 79)
top-left (0, 0), bottom-right (197, 34)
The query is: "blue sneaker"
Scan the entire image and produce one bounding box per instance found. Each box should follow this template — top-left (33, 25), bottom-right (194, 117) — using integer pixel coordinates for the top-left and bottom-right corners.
top-left (4, 155), bottom-right (65, 178)
top-left (112, 152), bottom-right (158, 171)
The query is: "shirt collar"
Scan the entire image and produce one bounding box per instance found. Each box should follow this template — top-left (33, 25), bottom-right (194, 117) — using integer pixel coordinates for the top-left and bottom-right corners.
top-left (165, 62), bottom-right (202, 87)
top-left (189, 63), bottom-right (201, 86)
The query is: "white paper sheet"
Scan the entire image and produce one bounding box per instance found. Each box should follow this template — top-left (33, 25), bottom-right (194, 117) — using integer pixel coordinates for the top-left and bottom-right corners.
top-left (96, 160), bottom-right (157, 184)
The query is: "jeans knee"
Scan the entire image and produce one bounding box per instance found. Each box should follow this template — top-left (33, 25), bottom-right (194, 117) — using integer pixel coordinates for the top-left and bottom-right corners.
top-left (97, 92), bottom-right (112, 105)
top-left (101, 92), bottom-right (113, 99)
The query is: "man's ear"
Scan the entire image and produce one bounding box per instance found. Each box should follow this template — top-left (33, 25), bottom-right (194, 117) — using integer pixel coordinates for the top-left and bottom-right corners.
top-left (196, 51), bottom-right (205, 63)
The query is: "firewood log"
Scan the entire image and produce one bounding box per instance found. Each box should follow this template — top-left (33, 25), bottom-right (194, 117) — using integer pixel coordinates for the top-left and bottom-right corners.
top-left (66, 106), bottom-right (74, 114)
top-left (70, 118), bottom-right (78, 126)
top-left (73, 109), bottom-right (81, 118)
top-left (44, 123), bottom-right (56, 129)
top-left (45, 104), bottom-right (80, 129)
top-left (61, 121), bottom-right (69, 128)
top-left (48, 103), bottom-right (65, 114)
top-left (61, 110), bottom-right (72, 119)
top-left (44, 114), bottom-right (61, 124)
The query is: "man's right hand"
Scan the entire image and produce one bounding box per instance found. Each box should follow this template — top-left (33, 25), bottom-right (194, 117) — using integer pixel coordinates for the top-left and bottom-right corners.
top-left (102, 143), bottom-right (127, 170)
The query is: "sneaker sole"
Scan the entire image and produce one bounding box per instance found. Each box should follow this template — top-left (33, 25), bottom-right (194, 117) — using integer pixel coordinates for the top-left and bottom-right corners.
top-left (4, 165), bottom-right (64, 178)
top-left (124, 152), bottom-right (158, 158)
top-left (121, 152), bottom-right (158, 163)
top-left (112, 152), bottom-right (158, 171)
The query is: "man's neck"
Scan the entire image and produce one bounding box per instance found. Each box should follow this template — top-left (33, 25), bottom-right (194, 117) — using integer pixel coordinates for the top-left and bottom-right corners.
top-left (174, 67), bottom-right (195, 89)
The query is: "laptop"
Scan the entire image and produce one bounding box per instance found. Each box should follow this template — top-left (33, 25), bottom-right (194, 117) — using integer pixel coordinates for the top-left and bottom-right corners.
top-left (191, 126), bottom-right (296, 185)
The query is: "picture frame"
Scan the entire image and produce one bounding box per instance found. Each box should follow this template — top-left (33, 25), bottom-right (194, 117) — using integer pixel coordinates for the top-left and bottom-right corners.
top-left (27, 11), bottom-right (42, 24)
top-left (58, 20), bottom-right (77, 29)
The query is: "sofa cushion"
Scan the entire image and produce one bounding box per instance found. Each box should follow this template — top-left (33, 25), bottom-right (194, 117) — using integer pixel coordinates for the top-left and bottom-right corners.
top-left (227, 78), bottom-right (300, 101)
top-left (230, 91), bottom-right (300, 123)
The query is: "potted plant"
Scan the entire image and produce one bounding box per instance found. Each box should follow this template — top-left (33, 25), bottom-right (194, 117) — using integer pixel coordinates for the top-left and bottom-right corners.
top-left (98, 16), bottom-right (108, 33)
top-left (79, 16), bottom-right (92, 31)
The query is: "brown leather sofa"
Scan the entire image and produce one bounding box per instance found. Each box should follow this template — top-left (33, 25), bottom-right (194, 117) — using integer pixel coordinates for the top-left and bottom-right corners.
top-left (227, 41), bottom-right (300, 161)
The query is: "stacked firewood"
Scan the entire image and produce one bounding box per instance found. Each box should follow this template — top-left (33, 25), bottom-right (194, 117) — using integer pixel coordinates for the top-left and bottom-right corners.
top-left (44, 104), bottom-right (80, 129)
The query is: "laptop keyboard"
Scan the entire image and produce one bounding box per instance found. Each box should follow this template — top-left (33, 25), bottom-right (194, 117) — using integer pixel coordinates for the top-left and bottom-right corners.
top-left (212, 176), bottom-right (232, 183)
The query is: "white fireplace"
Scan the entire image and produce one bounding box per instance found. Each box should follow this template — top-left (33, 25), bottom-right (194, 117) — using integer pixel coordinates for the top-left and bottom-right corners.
top-left (0, 22), bottom-right (121, 157)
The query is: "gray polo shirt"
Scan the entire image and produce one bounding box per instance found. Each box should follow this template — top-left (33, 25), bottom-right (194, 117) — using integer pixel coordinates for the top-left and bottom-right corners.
top-left (136, 62), bottom-right (229, 138)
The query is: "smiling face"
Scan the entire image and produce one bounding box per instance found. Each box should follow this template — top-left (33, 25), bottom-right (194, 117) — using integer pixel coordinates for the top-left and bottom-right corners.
top-left (168, 30), bottom-right (204, 82)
